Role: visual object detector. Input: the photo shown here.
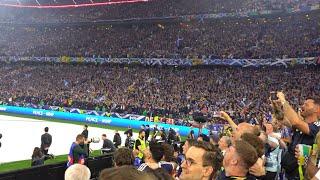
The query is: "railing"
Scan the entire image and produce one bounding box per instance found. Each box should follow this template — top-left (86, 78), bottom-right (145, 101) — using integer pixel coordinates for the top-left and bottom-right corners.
top-left (0, 153), bottom-right (114, 180)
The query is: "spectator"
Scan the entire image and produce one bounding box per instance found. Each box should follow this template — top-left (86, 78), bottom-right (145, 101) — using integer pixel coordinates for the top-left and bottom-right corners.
top-left (217, 140), bottom-right (258, 180)
top-left (137, 142), bottom-right (164, 171)
top-left (99, 165), bottom-right (155, 180)
top-left (180, 141), bottom-right (223, 180)
top-left (276, 93), bottom-right (320, 179)
top-left (65, 164), bottom-right (91, 180)
top-left (218, 136), bottom-right (232, 156)
top-left (113, 147), bottom-right (135, 167)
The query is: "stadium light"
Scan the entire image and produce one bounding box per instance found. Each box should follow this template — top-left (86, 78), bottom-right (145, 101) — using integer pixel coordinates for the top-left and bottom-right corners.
top-left (0, 0), bottom-right (151, 8)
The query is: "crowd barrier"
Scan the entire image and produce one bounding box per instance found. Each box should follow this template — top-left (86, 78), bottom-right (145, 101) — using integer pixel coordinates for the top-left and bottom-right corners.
top-left (0, 153), bottom-right (114, 180)
top-left (0, 105), bottom-right (209, 136)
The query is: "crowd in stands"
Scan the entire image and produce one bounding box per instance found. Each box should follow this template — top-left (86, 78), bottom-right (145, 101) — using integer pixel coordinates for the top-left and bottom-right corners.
top-left (0, 11), bottom-right (319, 59)
top-left (61, 94), bottom-right (320, 179)
top-left (0, 0), bottom-right (318, 23)
top-left (0, 62), bottom-right (319, 125)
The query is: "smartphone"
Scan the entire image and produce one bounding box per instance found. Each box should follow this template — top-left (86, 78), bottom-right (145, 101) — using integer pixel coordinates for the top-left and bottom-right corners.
top-left (270, 91), bottom-right (278, 101)
top-left (213, 111), bottom-right (221, 117)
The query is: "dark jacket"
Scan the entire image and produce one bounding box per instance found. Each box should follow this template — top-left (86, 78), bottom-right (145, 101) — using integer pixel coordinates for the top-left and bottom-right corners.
top-left (41, 133), bottom-right (52, 149)
top-left (31, 155), bottom-right (52, 167)
top-left (102, 139), bottom-right (116, 152)
top-left (113, 133), bottom-right (122, 148)
top-left (81, 129), bottom-right (88, 139)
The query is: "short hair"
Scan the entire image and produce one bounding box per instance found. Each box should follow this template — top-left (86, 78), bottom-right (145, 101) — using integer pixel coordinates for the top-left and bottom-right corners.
top-left (44, 127), bottom-right (49, 133)
top-left (139, 129), bottom-right (145, 135)
top-left (150, 168), bottom-right (174, 180)
top-left (102, 134), bottom-right (106, 137)
top-left (234, 140), bottom-right (258, 169)
top-left (192, 141), bottom-right (223, 178)
top-left (32, 147), bottom-right (42, 159)
top-left (241, 133), bottom-right (265, 157)
top-left (99, 165), bottom-right (155, 180)
top-left (309, 97), bottom-right (320, 106)
top-left (222, 136), bottom-right (232, 147)
top-left (114, 148), bottom-right (135, 167)
top-left (65, 164), bottom-right (91, 180)
top-left (162, 143), bottom-right (176, 162)
top-left (76, 134), bottom-right (85, 141)
top-left (84, 124), bottom-right (88, 128)
top-left (149, 142), bottom-right (164, 163)
top-left (185, 138), bottom-right (196, 146)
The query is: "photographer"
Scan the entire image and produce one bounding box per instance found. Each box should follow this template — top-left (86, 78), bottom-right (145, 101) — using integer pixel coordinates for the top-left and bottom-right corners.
top-left (125, 131), bottom-right (135, 150)
top-left (102, 134), bottom-right (116, 153)
top-left (113, 130), bottom-right (122, 148)
top-left (31, 147), bottom-right (54, 167)
top-left (275, 92), bottom-right (320, 179)
top-left (67, 134), bottom-right (89, 167)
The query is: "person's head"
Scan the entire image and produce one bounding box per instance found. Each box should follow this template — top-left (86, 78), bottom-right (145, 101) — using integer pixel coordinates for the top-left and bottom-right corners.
top-left (99, 165), bottom-right (155, 180)
top-left (83, 124), bottom-right (88, 130)
top-left (127, 132), bottom-right (132, 137)
top-left (209, 136), bottom-right (218, 145)
top-left (264, 123), bottom-right (273, 135)
top-left (301, 97), bottom-right (320, 119)
top-left (240, 133), bottom-right (265, 158)
top-left (144, 142), bottom-right (164, 163)
top-left (197, 136), bottom-right (203, 142)
top-left (102, 134), bottom-right (107, 140)
top-left (76, 134), bottom-right (85, 145)
top-left (223, 140), bottom-right (258, 177)
top-left (44, 127), bottom-right (49, 133)
top-left (232, 123), bottom-right (258, 141)
top-left (32, 147), bottom-right (42, 158)
top-left (65, 164), bottom-right (91, 180)
top-left (180, 141), bottom-right (223, 180)
top-left (162, 143), bottom-right (175, 162)
top-left (218, 136), bottom-right (231, 151)
top-left (114, 148), bottom-right (135, 167)
top-left (139, 129), bottom-right (145, 139)
top-left (183, 139), bottom-right (196, 155)
top-left (150, 168), bottom-right (174, 180)
top-left (259, 131), bottom-right (267, 143)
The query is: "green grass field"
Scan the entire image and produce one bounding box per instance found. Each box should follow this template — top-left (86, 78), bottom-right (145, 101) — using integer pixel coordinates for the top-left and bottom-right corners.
top-left (0, 112), bottom-right (186, 173)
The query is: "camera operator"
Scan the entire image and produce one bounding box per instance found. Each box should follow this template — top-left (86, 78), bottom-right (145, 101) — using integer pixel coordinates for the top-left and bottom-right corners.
top-left (113, 130), bottom-right (122, 148)
top-left (275, 92), bottom-right (320, 179)
top-left (102, 134), bottom-right (116, 153)
top-left (125, 131), bottom-right (135, 150)
top-left (31, 147), bottom-right (54, 167)
top-left (67, 134), bottom-right (89, 167)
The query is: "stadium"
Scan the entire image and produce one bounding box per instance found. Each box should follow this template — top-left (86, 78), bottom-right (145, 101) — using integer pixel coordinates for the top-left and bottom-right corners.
top-left (0, 0), bottom-right (319, 179)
